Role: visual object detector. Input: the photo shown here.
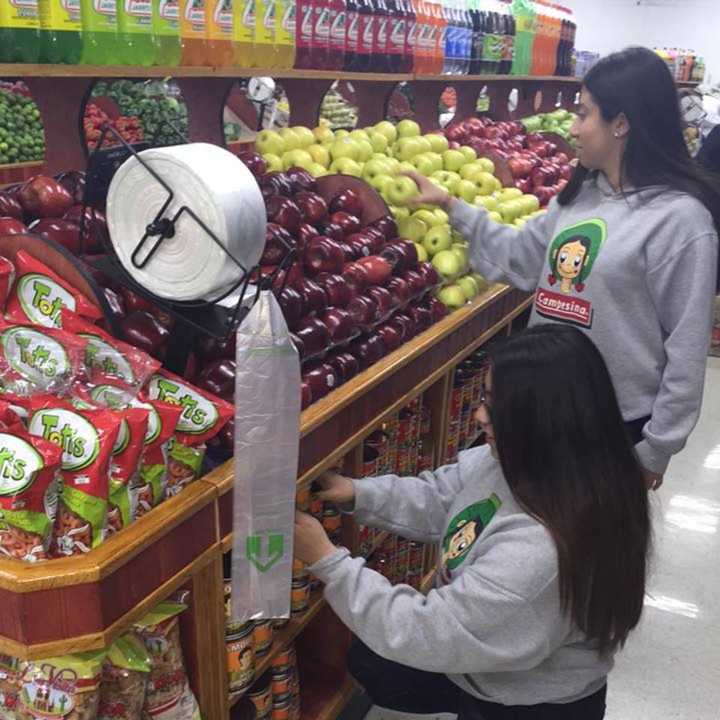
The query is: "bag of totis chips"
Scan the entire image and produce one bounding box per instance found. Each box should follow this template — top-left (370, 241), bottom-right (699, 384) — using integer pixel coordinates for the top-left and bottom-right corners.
top-left (98, 634), bottom-right (152, 720)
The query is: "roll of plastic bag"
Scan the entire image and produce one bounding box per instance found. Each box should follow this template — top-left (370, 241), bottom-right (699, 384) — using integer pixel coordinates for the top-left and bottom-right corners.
top-left (107, 143), bottom-right (266, 302)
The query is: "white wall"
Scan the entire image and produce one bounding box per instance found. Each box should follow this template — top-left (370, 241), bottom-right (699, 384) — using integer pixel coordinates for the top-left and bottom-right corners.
top-left (570, 0), bottom-right (719, 84)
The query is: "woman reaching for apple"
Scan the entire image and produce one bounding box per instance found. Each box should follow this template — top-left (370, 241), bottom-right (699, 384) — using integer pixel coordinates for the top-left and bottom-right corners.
top-left (405, 46), bottom-right (720, 492)
top-left (294, 325), bottom-right (651, 719)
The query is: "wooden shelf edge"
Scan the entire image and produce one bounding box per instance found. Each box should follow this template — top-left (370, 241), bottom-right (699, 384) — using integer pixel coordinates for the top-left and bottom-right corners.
top-left (421, 568), bottom-right (436, 594)
top-left (0, 160), bottom-right (43, 170)
top-left (310, 676), bottom-right (358, 720)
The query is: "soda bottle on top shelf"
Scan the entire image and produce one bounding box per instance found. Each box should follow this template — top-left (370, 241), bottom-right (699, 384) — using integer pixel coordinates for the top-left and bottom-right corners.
top-left (441, 0), bottom-right (454, 75)
top-left (371, 0), bottom-right (389, 72)
top-left (409, 0), bottom-right (423, 73)
top-left (327, 0), bottom-right (346, 71)
top-left (386, 0), bottom-right (405, 73)
top-left (0, 0), bottom-right (41, 62)
top-left (180, 0), bottom-right (210, 64)
top-left (233, 0), bottom-right (255, 66)
top-left (468, 0), bottom-right (482, 75)
top-left (481, 2), bottom-right (501, 75)
top-left (529, 0), bottom-right (544, 75)
top-left (254, 0), bottom-right (277, 67)
top-left (38, 0), bottom-right (83, 63)
top-left (342, 0), bottom-right (357, 69)
top-left (431, 0), bottom-right (445, 74)
top-left (80, 0), bottom-right (121, 64)
top-left (310, 0), bottom-right (330, 69)
top-left (207, 0), bottom-right (235, 66)
top-left (117, 0), bottom-right (156, 66)
top-left (353, 0), bottom-right (374, 72)
top-left (294, 0), bottom-right (313, 68)
top-left (152, 0), bottom-right (182, 65)
top-left (510, 0), bottom-right (533, 75)
top-left (400, 0), bottom-right (413, 72)
top-left (498, 0), bottom-right (514, 75)
top-left (459, 0), bottom-right (472, 74)
top-left (275, 0), bottom-right (296, 68)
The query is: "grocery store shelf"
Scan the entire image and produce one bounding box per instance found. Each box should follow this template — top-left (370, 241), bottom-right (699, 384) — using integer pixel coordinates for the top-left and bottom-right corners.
top-left (0, 160), bottom-right (43, 171)
top-left (302, 673), bottom-right (357, 720)
top-left (421, 569), bottom-right (436, 593)
top-left (419, 73), bottom-right (582, 83)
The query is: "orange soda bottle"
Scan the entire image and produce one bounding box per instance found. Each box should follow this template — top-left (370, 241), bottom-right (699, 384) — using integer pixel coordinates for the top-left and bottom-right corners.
top-left (207, 0), bottom-right (235, 65)
top-left (181, 0), bottom-right (210, 64)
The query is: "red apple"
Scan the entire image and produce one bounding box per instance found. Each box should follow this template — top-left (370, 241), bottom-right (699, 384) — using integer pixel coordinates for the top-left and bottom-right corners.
top-left (55, 171), bottom-right (87, 204)
top-left (266, 196), bottom-right (302, 234)
top-left (515, 177), bottom-right (533, 194)
top-left (375, 323), bottom-right (402, 353)
top-left (102, 287), bottom-right (126, 324)
top-left (508, 157), bottom-right (532, 179)
top-left (304, 236), bottom-right (345, 275)
top-left (329, 189), bottom-right (363, 217)
top-left (314, 273), bottom-right (351, 308)
top-left (318, 307), bottom-right (357, 345)
top-left (330, 211), bottom-right (361, 237)
top-left (427, 296), bottom-right (448, 323)
top-left (18, 176), bottom-right (74, 219)
top-left (354, 256), bottom-right (392, 286)
top-left (326, 351), bottom-right (359, 384)
top-left (121, 311), bottom-right (169, 360)
top-left (348, 333), bottom-right (386, 370)
top-left (556, 152), bottom-right (570, 165)
top-left (0, 192), bottom-right (24, 221)
top-left (302, 361), bottom-right (337, 401)
top-left (197, 358), bottom-right (236, 401)
top-left (445, 124), bottom-right (468, 143)
top-left (277, 286), bottom-right (304, 330)
top-left (391, 312), bottom-right (416, 341)
top-left (196, 332), bottom-right (236, 360)
top-left (366, 286), bottom-right (394, 319)
top-left (29, 218), bottom-right (82, 254)
top-left (261, 223), bottom-right (296, 265)
top-left (348, 295), bottom-right (379, 328)
top-left (286, 167), bottom-right (317, 193)
top-left (63, 205), bottom-right (107, 253)
top-left (296, 315), bottom-right (331, 358)
top-left (301, 380), bottom-right (313, 409)
top-left (382, 240), bottom-right (418, 273)
top-left (362, 227), bottom-right (386, 253)
top-left (292, 278), bottom-right (328, 315)
top-left (416, 261), bottom-right (441, 290)
top-left (385, 276), bottom-right (411, 307)
top-left (297, 222), bottom-right (320, 251)
top-left (0, 216), bottom-right (29, 236)
top-left (408, 304), bottom-right (432, 332)
top-left (259, 172), bottom-right (293, 198)
top-left (463, 117), bottom-right (485, 136)
top-left (339, 241), bottom-right (357, 262)
top-left (448, 141), bottom-right (460, 150)
top-left (291, 332), bottom-right (306, 360)
top-left (368, 215), bottom-right (398, 242)
top-left (237, 150), bottom-right (267, 178)
top-left (318, 221), bottom-right (344, 244)
top-left (345, 232), bottom-right (375, 259)
top-left (559, 164), bottom-right (573, 181)
top-left (296, 191), bottom-right (328, 225)
top-left (342, 263), bottom-right (369, 295)
top-left (401, 268), bottom-right (426, 299)
top-left (531, 167), bottom-right (549, 188)
top-left (120, 286), bottom-right (156, 315)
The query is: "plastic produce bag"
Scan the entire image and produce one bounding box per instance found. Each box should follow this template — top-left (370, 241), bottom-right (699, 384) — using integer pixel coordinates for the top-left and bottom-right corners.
top-left (232, 290), bottom-right (301, 622)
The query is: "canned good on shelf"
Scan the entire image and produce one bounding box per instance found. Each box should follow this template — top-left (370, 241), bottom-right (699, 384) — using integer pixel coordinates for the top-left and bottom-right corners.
top-left (309, 491), bottom-right (324, 519)
top-left (271, 698), bottom-right (291, 720)
top-left (295, 484), bottom-right (311, 512)
top-left (228, 622), bottom-right (256, 694)
top-left (253, 620), bottom-right (274, 657)
top-left (291, 578), bottom-right (310, 615)
top-left (292, 557), bottom-right (309, 581)
top-left (248, 675), bottom-right (273, 718)
top-left (271, 646), bottom-right (295, 675)
top-left (271, 671), bottom-right (293, 698)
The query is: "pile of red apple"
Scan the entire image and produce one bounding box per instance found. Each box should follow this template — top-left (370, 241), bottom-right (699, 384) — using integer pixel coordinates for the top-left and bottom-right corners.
top-left (444, 117), bottom-right (573, 206)
top-left (239, 152), bottom-right (447, 409)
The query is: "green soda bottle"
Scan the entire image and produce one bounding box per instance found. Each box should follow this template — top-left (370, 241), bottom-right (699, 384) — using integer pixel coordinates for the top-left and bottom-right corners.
top-left (80, 0), bottom-right (121, 63)
top-left (0, 0), bottom-right (41, 62)
top-left (118, 0), bottom-right (156, 64)
top-left (511, 0), bottom-right (534, 75)
top-left (152, 0), bottom-right (181, 65)
top-left (38, 0), bottom-right (83, 63)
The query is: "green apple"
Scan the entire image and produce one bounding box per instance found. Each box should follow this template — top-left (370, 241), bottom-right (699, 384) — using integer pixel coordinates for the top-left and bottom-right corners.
top-left (493, 177), bottom-right (502, 193)
top-left (329, 157), bottom-right (363, 176)
top-left (458, 146), bottom-right (477, 163)
top-left (518, 194), bottom-right (540, 215)
top-left (500, 187), bottom-right (523, 201)
top-left (414, 137), bottom-right (432, 155)
top-left (395, 137), bottom-right (424, 161)
top-left (434, 208), bottom-right (449, 224)
top-left (514, 218), bottom-right (527, 229)
top-left (498, 200), bottom-right (523, 224)
top-left (373, 120), bottom-right (398, 144)
top-left (451, 243), bottom-right (469, 273)
top-left (423, 225), bottom-right (452, 256)
top-left (457, 274), bottom-right (479, 300)
top-left (432, 249), bottom-right (462, 279)
top-left (366, 171), bottom-right (393, 192)
top-left (384, 157), bottom-right (401, 172)
top-left (335, 129), bottom-right (350, 139)
top-left (488, 211), bottom-right (503, 223)
top-left (330, 137), bottom-right (361, 161)
top-left (476, 172), bottom-right (497, 197)
top-left (475, 195), bottom-right (499, 212)
top-left (282, 148), bottom-right (314, 171)
top-left (292, 126), bottom-right (315, 148)
top-left (425, 133), bottom-right (449, 154)
top-left (364, 158), bottom-right (392, 181)
top-left (432, 170), bottom-right (461, 194)
top-left (443, 149), bottom-right (466, 172)
top-left (264, 153), bottom-right (282, 172)
top-left (414, 243), bottom-right (429, 262)
top-left (356, 139), bottom-right (374, 162)
top-left (412, 209), bottom-right (443, 228)
top-left (386, 175), bottom-right (420, 205)
top-left (350, 129), bottom-right (370, 142)
top-left (472, 273), bottom-right (488, 292)
top-left (427, 153), bottom-right (444, 173)
top-left (399, 216), bottom-right (428, 244)
top-left (256, 129), bottom-right (285, 156)
top-left (437, 283), bottom-right (467, 310)
top-left (478, 157), bottom-right (495, 174)
top-left (412, 153), bottom-right (436, 176)
top-left (368, 132), bottom-right (389, 154)
top-left (307, 144), bottom-right (330, 168)
top-left (455, 179), bottom-right (478, 203)
top-left (398, 161), bottom-right (416, 174)
top-left (309, 162), bottom-right (328, 177)
top-left (391, 206), bottom-right (411, 221)
top-left (397, 119), bottom-right (421, 138)
top-left (278, 127), bottom-right (300, 151)
top-left (313, 125), bottom-right (335, 143)
top-left (459, 161), bottom-right (486, 182)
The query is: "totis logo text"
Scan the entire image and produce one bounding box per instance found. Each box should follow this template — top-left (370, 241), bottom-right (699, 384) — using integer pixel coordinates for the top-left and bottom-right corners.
top-left (17, 275), bottom-right (76, 329)
top-left (81, 335), bottom-right (135, 383)
top-left (3, 327), bottom-right (69, 388)
top-left (148, 376), bottom-right (218, 435)
top-left (28, 410), bottom-right (100, 472)
top-left (535, 289), bottom-right (593, 328)
top-left (0, 434), bottom-right (43, 496)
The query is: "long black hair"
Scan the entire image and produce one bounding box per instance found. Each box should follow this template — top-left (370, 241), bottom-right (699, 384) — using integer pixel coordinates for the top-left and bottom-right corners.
top-left (489, 324), bottom-right (651, 654)
top-left (559, 46), bottom-right (720, 290)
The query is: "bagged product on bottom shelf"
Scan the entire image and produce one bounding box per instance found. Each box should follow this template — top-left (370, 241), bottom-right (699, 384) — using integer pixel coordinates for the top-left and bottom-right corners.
top-left (134, 602), bottom-right (201, 720)
top-left (0, 424), bottom-right (62, 563)
top-left (98, 634), bottom-right (152, 720)
top-left (0, 255), bottom-right (16, 311)
top-left (0, 653), bottom-right (18, 714)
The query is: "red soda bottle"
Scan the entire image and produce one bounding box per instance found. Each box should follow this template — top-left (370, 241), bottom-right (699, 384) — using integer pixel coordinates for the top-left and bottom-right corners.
top-left (328, 0), bottom-right (346, 70)
top-left (343, 0), bottom-right (358, 69)
top-left (355, 0), bottom-right (375, 72)
top-left (372, 0), bottom-right (389, 72)
top-left (312, 0), bottom-right (330, 69)
top-left (295, 0), bottom-right (315, 67)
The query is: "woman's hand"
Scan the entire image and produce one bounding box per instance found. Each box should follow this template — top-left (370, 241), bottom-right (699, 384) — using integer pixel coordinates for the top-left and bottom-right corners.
top-left (294, 511), bottom-right (337, 566)
top-left (316, 470), bottom-right (356, 505)
top-left (401, 170), bottom-right (453, 210)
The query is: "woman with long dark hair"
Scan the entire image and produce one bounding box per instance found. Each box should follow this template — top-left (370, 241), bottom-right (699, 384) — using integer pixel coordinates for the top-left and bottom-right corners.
top-left (294, 325), bottom-right (651, 719)
top-left (406, 46), bottom-right (720, 490)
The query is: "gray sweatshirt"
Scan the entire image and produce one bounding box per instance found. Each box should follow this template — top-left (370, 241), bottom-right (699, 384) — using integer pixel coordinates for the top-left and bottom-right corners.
top-left (450, 173), bottom-right (719, 474)
top-left (309, 446), bottom-right (611, 706)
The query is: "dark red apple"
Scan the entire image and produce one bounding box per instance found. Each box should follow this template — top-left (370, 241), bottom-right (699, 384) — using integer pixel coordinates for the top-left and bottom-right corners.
top-left (291, 332), bottom-right (306, 360)
top-left (237, 150), bottom-right (267, 178)
top-left (55, 170), bottom-right (87, 204)
top-left (531, 167), bottom-right (548, 188)
top-left (329, 188), bottom-right (363, 217)
top-left (63, 205), bottom-right (108, 252)
top-left (295, 191), bottom-right (328, 225)
top-left (302, 361), bottom-right (337, 401)
top-left (120, 286), bottom-right (157, 315)
top-left (0, 192), bottom-right (24, 221)
top-left (266, 196), bottom-right (302, 234)
top-left (286, 167), bottom-right (317, 193)
top-left (292, 278), bottom-right (327, 315)
top-left (376, 323), bottom-right (402, 353)
top-left (304, 236), bottom-right (345, 276)
top-left (150, 306), bottom-right (175, 331)
top-left (391, 312), bottom-right (416, 341)
top-left (366, 286), bottom-right (394, 319)
top-left (29, 218), bottom-right (82, 254)
top-left (102, 287), bottom-right (126, 324)
top-left (318, 221), bottom-right (344, 244)
top-left (261, 223), bottom-right (296, 265)
top-left (121, 311), bottom-right (169, 360)
top-left (416, 261), bottom-right (441, 290)
top-left (196, 332), bottom-right (236, 360)
top-left (301, 380), bottom-right (313, 409)
top-left (401, 268), bottom-right (426, 299)
top-left (354, 256), bottom-right (392, 286)
top-left (296, 315), bottom-right (331, 358)
top-left (385, 276), bottom-right (411, 307)
top-left (408, 304), bottom-right (432, 333)
top-left (277, 286), bottom-right (304, 330)
top-left (348, 295), bottom-right (379, 328)
top-left (297, 222), bottom-right (320, 252)
top-left (368, 215), bottom-right (398, 242)
top-left (463, 117), bottom-right (485, 136)
top-left (559, 164), bottom-right (573, 181)
top-left (362, 227), bottom-right (386, 254)
top-left (556, 152), bottom-right (570, 165)
top-left (382, 240), bottom-right (418, 273)
top-left (18, 176), bottom-right (74, 219)
top-left (314, 273), bottom-right (351, 308)
top-left (326, 351), bottom-right (359, 384)
top-left (0, 216), bottom-right (29, 236)
top-left (515, 177), bottom-right (533, 194)
top-left (318, 307), bottom-right (357, 345)
top-left (197, 358), bottom-right (236, 400)
top-left (330, 211), bottom-right (361, 237)
top-left (427, 296), bottom-right (448, 323)
top-left (445, 124), bottom-right (468, 143)
top-left (339, 241), bottom-right (358, 262)
top-left (349, 333), bottom-right (386, 370)
top-left (345, 232), bottom-right (375, 259)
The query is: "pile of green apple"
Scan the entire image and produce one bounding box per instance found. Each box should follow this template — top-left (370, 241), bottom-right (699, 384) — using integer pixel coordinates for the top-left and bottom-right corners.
top-left (521, 109), bottom-right (576, 145)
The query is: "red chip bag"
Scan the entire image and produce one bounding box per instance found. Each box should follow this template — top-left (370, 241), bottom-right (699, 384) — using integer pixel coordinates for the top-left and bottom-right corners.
top-left (130, 397), bottom-right (183, 520)
top-left (0, 400), bottom-right (22, 429)
top-left (0, 423), bottom-right (62, 562)
top-left (5, 250), bottom-right (103, 329)
top-left (26, 395), bottom-right (120, 556)
top-left (62, 311), bottom-right (161, 390)
top-left (0, 255), bottom-right (15, 311)
top-left (145, 369), bottom-right (234, 495)
top-left (0, 319), bottom-right (87, 396)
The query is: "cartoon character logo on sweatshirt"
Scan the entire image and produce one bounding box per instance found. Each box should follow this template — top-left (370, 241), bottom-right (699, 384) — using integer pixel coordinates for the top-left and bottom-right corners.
top-left (441, 494), bottom-right (502, 575)
top-left (535, 219), bottom-right (606, 329)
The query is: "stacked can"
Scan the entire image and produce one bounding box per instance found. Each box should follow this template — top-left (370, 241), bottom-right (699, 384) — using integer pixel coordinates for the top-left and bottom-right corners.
top-left (247, 673), bottom-right (273, 719)
top-left (467, 350), bottom-right (488, 448)
top-left (417, 406), bottom-right (434, 474)
top-left (446, 370), bottom-right (465, 463)
top-left (228, 621), bottom-right (256, 696)
top-left (385, 413), bottom-right (400, 472)
top-left (457, 360), bottom-right (477, 451)
top-left (271, 645), bottom-right (301, 720)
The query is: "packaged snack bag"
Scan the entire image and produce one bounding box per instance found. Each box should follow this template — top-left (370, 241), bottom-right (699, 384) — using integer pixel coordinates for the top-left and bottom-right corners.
top-left (0, 320), bottom-right (87, 397)
top-left (5, 250), bottom-right (103, 329)
top-left (26, 396), bottom-right (120, 556)
top-left (15, 650), bottom-right (106, 720)
top-left (98, 634), bottom-right (152, 720)
top-left (134, 603), bottom-right (201, 720)
top-left (145, 369), bottom-right (233, 496)
top-left (0, 400), bottom-right (23, 429)
top-left (0, 255), bottom-right (16, 312)
top-left (0, 424), bottom-right (62, 563)
top-left (0, 653), bottom-right (19, 716)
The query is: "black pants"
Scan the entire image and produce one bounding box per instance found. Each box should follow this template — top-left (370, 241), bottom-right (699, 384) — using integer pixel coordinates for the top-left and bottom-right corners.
top-left (348, 641), bottom-right (607, 720)
top-left (625, 416), bottom-right (650, 446)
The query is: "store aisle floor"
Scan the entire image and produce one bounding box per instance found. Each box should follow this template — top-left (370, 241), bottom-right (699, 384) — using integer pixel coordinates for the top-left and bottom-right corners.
top-left (363, 358), bottom-right (720, 720)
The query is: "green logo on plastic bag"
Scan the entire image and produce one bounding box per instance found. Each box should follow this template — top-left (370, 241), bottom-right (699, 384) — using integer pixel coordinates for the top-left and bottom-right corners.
top-left (246, 532), bottom-right (285, 572)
